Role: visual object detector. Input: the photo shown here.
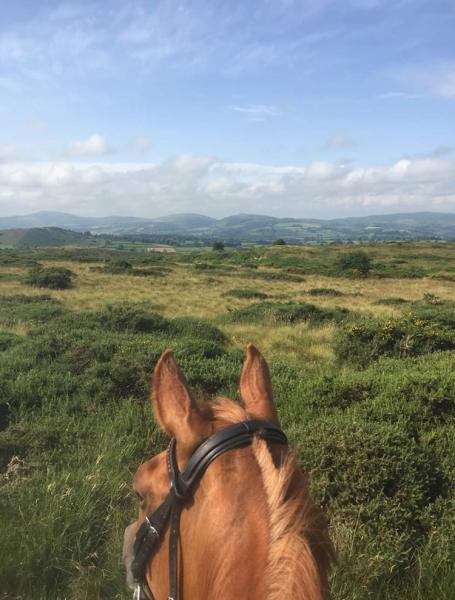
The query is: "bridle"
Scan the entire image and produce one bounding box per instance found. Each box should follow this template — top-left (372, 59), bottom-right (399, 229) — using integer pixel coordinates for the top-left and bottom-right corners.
top-left (131, 419), bottom-right (288, 600)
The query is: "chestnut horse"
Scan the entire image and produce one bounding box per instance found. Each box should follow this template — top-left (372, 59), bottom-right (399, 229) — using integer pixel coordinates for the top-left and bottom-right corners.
top-left (123, 345), bottom-right (334, 599)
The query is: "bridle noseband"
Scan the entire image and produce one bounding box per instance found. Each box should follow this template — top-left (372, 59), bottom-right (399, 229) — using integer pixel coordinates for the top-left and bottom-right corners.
top-left (131, 419), bottom-right (288, 600)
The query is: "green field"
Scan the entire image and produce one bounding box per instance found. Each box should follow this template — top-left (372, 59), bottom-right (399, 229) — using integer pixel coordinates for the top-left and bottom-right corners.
top-left (0, 242), bottom-right (454, 599)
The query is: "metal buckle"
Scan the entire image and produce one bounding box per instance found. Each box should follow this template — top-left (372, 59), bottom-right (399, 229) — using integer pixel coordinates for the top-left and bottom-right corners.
top-left (133, 584), bottom-right (142, 600)
top-left (145, 517), bottom-right (159, 538)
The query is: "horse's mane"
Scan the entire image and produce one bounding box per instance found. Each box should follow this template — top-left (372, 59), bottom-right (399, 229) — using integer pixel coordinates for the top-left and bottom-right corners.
top-left (208, 398), bottom-right (334, 600)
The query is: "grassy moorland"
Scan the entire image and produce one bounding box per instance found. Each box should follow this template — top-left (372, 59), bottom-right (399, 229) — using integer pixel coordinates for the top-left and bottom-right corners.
top-left (0, 242), bottom-right (454, 599)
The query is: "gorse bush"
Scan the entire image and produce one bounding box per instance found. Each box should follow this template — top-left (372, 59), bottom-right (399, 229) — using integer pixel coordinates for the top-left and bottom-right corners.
top-left (222, 288), bottom-right (268, 299)
top-left (168, 316), bottom-right (227, 344)
top-left (94, 306), bottom-right (227, 343)
top-left (306, 287), bottom-right (345, 297)
top-left (410, 299), bottom-right (455, 328)
top-left (96, 260), bottom-right (170, 277)
top-left (299, 416), bottom-right (449, 586)
top-left (242, 270), bottom-right (305, 282)
top-left (24, 267), bottom-right (75, 289)
top-left (334, 314), bottom-right (455, 366)
top-left (222, 301), bottom-right (350, 325)
top-left (96, 305), bottom-right (169, 333)
top-left (0, 293), bottom-right (56, 303)
top-left (336, 250), bottom-right (372, 277)
top-left (100, 259), bottom-right (133, 273)
top-left (0, 295), bottom-right (64, 327)
top-left (374, 296), bottom-right (410, 306)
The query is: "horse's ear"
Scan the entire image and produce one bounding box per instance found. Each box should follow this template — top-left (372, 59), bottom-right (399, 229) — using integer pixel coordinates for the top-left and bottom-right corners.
top-left (152, 349), bottom-right (202, 443)
top-left (240, 344), bottom-right (279, 425)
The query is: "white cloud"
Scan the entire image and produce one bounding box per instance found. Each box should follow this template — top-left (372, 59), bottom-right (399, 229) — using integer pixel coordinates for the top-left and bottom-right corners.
top-left (67, 134), bottom-right (110, 156)
top-left (0, 144), bottom-right (22, 163)
top-left (0, 155), bottom-right (454, 218)
top-left (230, 104), bottom-right (282, 121)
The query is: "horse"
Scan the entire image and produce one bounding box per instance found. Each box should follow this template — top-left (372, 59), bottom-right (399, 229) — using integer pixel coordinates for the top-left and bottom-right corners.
top-left (123, 344), bottom-right (334, 600)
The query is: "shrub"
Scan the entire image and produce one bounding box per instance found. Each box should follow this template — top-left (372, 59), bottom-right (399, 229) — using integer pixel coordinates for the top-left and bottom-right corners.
top-left (337, 250), bottom-right (371, 277)
top-left (335, 316), bottom-right (455, 366)
top-left (96, 261), bottom-right (169, 277)
top-left (222, 288), bottom-right (268, 300)
top-left (101, 259), bottom-right (133, 274)
top-left (298, 416), bottom-right (448, 581)
top-left (0, 253), bottom-right (40, 268)
top-left (131, 268), bottom-right (167, 277)
top-left (0, 294), bottom-right (57, 304)
top-left (306, 287), bottom-right (344, 297)
top-left (303, 372), bottom-right (372, 410)
top-left (24, 267), bottom-right (75, 289)
top-left (239, 271), bottom-right (305, 283)
top-left (410, 301), bottom-right (455, 329)
top-left (0, 296), bottom-right (65, 326)
top-left (96, 305), bottom-right (169, 333)
top-left (272, 238), bottom-right (287, 245)
top-left (347, 353), bottom-right (455, 434)
top-left (0, 332), bottom-right (22, 352)
top-left (222, 301), bottom-right (349, 325)
top-left (374, 297), bottom-right (410, 306)
top-left (212, 241), bottom-right (225, 251)
top-left (371, 263), bottom-right (426, 279)
top-left (168, 317), bottom-right (227, 344)
top-left (300, 417), bottom-right (444, 520)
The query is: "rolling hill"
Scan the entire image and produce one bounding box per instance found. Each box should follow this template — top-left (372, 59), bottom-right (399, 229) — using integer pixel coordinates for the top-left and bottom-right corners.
top-left (0, 227), bottom-right (93, 248)
top-left (0, 211), bottom-right (454, 243)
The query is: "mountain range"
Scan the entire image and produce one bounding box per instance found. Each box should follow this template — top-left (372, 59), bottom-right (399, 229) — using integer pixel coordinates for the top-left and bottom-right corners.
top-left (0, 211), bottom-right (454, 243)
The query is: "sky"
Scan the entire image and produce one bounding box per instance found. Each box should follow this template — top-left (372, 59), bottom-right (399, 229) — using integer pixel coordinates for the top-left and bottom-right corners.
top-left (0, 0), bottom-right (454, 219)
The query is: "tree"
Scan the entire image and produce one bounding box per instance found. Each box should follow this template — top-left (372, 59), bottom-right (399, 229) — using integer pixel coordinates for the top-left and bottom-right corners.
top-left (272, 238), bottom-right (287, 246)
top-left (212, 241), bottom-right (225, 251)
top-left (337, 250), bottom-right (371, 277)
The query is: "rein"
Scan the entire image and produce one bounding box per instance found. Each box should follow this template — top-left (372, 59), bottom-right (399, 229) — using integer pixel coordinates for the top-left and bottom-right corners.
top-left (131, 419), bottom-right (288, 600)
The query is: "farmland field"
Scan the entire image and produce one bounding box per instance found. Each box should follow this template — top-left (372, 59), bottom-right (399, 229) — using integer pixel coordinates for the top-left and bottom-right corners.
top-left (0, 242), bottom-right (454, 599)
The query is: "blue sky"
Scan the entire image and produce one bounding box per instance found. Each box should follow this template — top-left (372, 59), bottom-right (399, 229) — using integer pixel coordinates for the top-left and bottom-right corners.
top-left (0, 0), bottom-right (454, 218)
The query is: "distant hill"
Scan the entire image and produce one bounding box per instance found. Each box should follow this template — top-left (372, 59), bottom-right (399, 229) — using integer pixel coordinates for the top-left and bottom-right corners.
top-left (0, 227), bottom-right (92, 248)
top-left (152, 213), bottom-right (217, 228)
top-left (0, 211), bottom-right (454, 243)
top-left (0, 211), bottom-right (148, 232)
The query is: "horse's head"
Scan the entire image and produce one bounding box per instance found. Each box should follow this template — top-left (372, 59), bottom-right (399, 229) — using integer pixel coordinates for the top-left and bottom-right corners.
top-left (123, 345), bottom-right (333, 600)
